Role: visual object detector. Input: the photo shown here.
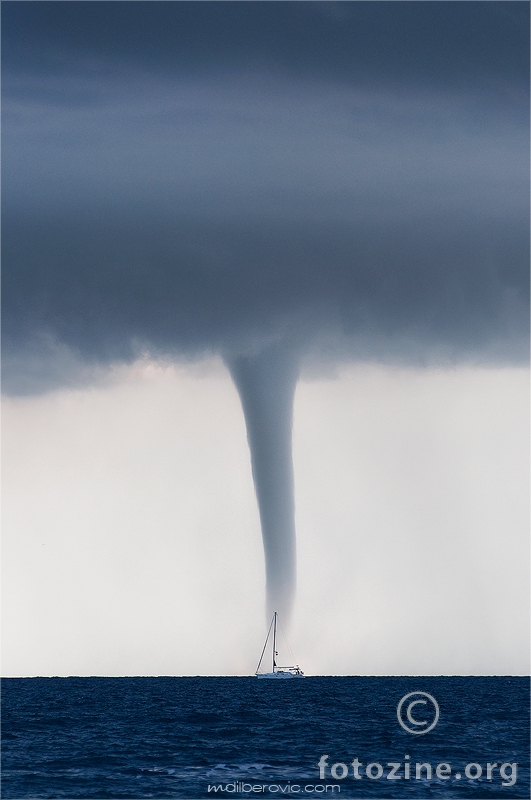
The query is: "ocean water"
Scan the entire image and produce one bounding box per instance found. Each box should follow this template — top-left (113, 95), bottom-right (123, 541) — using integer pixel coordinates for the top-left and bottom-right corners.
top-left (2, 676), bottom-right (529, 799)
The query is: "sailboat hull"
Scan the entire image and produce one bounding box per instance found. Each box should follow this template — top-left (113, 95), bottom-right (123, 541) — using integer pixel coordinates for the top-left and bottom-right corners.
top-left (256, 671), bottom-right (305, 679)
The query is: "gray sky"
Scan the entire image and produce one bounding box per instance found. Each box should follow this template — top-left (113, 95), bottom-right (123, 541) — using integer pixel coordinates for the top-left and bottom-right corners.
top-left (2, 2), bottom-right (529, 675)
top-left (3, 360), bottom-right (528, 676)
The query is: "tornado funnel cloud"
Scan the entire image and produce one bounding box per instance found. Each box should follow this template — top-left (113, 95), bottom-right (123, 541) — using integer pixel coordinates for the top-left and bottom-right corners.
top-left (228, 347), bottom-right (299, 624)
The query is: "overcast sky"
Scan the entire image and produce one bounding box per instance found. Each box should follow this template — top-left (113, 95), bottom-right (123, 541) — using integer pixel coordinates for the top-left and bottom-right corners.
top-left (2, 2), bottom-right (529, 675)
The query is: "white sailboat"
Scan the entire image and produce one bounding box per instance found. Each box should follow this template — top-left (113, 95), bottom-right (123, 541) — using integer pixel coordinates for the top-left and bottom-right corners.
top-left (255, 612), bottom-right (305, 678)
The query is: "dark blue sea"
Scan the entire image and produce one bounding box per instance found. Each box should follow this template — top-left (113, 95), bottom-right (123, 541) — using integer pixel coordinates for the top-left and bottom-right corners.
top-left (2, 677), bottom-right (529, 799)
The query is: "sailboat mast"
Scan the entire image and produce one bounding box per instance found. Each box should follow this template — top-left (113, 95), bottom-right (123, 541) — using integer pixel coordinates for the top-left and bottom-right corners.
top-left (272, 612), bottom-right (277, 673)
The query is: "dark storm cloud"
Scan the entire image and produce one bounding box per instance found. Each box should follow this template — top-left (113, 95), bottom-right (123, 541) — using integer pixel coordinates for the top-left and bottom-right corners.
top-left (3, 2), bottom-right (528, 88)
top-left (2, 1), bottom-right (529, 393)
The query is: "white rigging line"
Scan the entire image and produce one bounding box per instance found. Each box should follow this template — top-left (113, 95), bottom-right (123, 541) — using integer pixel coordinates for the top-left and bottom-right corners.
top-left (276, 616), bottom-right (298, 667)
top-left (255, 614), bottom-right (275, 674)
